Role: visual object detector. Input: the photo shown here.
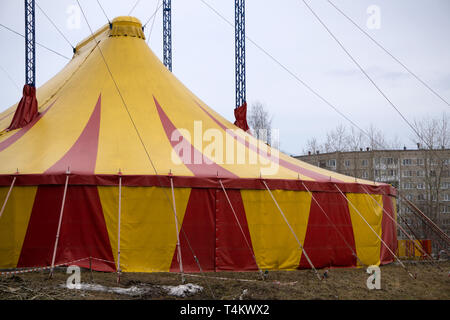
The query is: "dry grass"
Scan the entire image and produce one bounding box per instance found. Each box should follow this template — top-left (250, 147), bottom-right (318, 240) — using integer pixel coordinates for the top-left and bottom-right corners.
top-left (0, 261), bottom-right (449, 300)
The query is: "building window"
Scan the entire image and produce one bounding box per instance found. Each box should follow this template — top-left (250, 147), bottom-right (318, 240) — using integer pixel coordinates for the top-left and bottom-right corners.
top-left (402, 170), bottom-right (414, 177)
top-left (386, 158), bottom-right (395, 165)
top-left (443, 194), bottom-right (450, 201)
top-left (430, 170), bottom-right (436, 177)
top-left (361, 159), bottom-right (368, 167)
top-left (344, 160), bottom-right (351, 167)
top-left (417, 183), bottom-right (425, 190)
top-left (318, 161), bottom-right (326, 168)
top-left (403, 183), bottom-right (414, 189)
top-left (362, 171), bottom-right (369, 179)
top-left (327, 159), bottom-right (336, 167)
top-left (417, 158), bottom-right (424, 166)
top-left (417, 194), bottom-right (425, 201)
top-left (387, 169), bottom-right (396, 177)
top-left (416, 170), bottom-right (425, 177)
top-left (442, 182), bottom-right (449, 189)
top-left (402, 159), bottom-right (413, 166)
top-left (441, 206), bottom-right (449, 213)
top-left (406, 194), bottom-right (413, 201)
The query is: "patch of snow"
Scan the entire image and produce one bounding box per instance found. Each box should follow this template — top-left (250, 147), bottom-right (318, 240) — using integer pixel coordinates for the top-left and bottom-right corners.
top-left (61, 282), bottom-right (203, 298)
top-left (162, 283), bottom-right (203, 297)
top-left (61, 283), bottom-right (147, 296)
top-left (239, 289), bottom-right (248, 300)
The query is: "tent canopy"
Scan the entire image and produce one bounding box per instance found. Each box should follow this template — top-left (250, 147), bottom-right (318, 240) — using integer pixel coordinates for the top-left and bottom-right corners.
top-left (0, 17), bottom-right (397, 273)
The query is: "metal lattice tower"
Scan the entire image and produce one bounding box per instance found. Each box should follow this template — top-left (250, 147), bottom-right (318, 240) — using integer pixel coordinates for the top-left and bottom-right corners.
top-left (235, 0), bottom-right (246, 109)
top-left (163, 0), bottom-right (172, 72)
top-left (25, 0), bottom-right (36, 87)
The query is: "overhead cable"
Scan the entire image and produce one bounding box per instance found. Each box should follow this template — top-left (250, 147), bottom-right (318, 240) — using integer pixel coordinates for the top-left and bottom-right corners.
top-left (96, 0), bottom-right (111, 24)
top-left (327, 0), bottom-right (449, 107)
top-left (143, 1), bottom-right (164, 28)
top-left (198, 0), bottom-right (385, 150)
top-left (301, 0), bottom-right (446, 159)
top-left (0, 23), bottom-right (70, 60)
top-left (147, 0), bottom-right (161, 44)
top-left (36, 1), bottom-right (75, 50)
top-left (128, 0), bottom-right (141, 16)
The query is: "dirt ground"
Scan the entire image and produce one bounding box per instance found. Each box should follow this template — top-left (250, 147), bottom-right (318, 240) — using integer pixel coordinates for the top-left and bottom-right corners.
top-left (0, 260), bottom-right (449, 300)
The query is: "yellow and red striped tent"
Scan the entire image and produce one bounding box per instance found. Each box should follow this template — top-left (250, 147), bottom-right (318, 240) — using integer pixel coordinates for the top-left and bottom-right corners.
top-left (0, 17), bottom-right (397, 273)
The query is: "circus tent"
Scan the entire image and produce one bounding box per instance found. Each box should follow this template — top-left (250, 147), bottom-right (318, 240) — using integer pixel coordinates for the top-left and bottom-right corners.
top-left (0, 16), bottom-right (397, 273)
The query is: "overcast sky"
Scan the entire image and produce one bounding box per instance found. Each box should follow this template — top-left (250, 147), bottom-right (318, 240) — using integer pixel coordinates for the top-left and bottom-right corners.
top-left (0, 0), bottom-right (449, 155)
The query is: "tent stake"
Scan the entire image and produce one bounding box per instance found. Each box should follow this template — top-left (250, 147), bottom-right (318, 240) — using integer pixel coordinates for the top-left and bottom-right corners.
top-left (49, 168), bottom-right (70, 279)
top-left (0, 176), bottom-right (16, 218)
top-left (89, 256), bottom-right (93, 283)
top-left (117, 173), bottom-right (122, 284)
top-left (334, 184), bottom-right (415, 279)
top-left (219, 180), bottom-right (265, 280)
top-left (170, 177), bottom-right (185, 284)
top-left (262, 180), bottom-right (322, 281)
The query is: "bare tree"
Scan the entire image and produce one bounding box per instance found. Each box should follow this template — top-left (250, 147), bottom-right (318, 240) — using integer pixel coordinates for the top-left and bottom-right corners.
top-left (323, 124), bottom-right (349, 153)
top-left (347, 126), bottom-right (366, 151)
top-left (366, 124), bottom-right (387, 150)
top-left (303, 137), bottom-right (321, 155)
top-left (409, 113), bottom-right (450, 242)
top-left (388, 135), bottom-right (404, 150)
top-left (301, 123), bottom-right (405, 155)
top-left (248, 101), bottom-right (273, 145)
top-left (413, 112), bottom-right (450, 150)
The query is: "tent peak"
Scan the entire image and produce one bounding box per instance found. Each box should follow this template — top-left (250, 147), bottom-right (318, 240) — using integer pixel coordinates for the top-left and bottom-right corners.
top-left (74, 16), bottom-right (145, 53)
top-left (110, 16), bottom-right (145, 40)
top-left (111, 16), bottom-right (143, 26)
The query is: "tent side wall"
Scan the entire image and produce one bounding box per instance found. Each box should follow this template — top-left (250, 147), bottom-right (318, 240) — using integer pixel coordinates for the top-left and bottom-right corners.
top-left (0, 185), bottom-right (398, 272)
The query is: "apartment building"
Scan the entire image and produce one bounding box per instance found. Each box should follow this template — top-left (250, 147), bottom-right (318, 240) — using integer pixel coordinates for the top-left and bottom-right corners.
top-left (295, 147), bottom-right (450, 247)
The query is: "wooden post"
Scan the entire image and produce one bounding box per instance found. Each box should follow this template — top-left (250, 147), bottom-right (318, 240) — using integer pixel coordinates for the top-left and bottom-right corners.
top-left (49, 168), bottom-right (70, 279)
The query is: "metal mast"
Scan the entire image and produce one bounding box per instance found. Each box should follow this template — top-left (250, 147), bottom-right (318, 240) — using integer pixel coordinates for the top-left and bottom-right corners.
top-left (25, 0), bottom-right (36, 87)
top-left (163, 0), bottom-right (172, 71)
top-left (235, 0), bottom-right (246, 109)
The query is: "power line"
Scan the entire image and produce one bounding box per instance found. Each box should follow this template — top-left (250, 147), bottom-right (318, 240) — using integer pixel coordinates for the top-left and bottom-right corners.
top-left (96, 0), bottom-right (111, 24)
top-left (128, 0), bottom-right (141, 16)
top-left (143, 2), bottom-right (164, 28)
top-left (0, 23), bottom-right (70, 60)
top-left (327, 0), bottom-right (449, 107)
top-left (300, 0), bottom-right (440, 154)
top-left (146, 0), bottom-right (161, 44)
top-left (0, 64), bottom-right (21, 93)
top-left (35, 1), bottom-right (75, 50)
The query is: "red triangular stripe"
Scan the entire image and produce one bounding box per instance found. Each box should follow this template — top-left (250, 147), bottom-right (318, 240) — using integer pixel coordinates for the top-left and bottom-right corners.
top-left (45, 94), bottom-right (101, 174)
